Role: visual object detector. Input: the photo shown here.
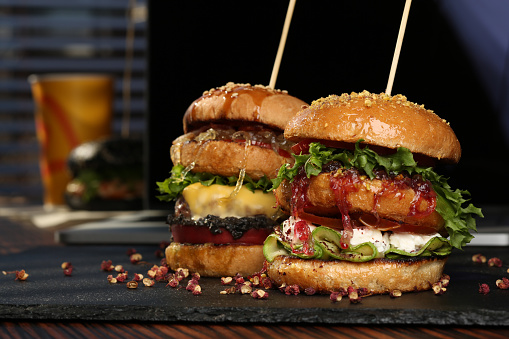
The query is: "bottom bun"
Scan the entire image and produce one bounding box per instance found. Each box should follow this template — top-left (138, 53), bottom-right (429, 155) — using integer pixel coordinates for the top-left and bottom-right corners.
top-left (165, 242), bottom-right (265, 277)
top-left (267, 255), bottom-right (448, 294)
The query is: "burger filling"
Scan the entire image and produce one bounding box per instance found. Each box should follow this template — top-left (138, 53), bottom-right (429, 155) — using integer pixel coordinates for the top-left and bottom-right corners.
top-left (264, 140), bottom-right (483, 262)
top-left (157, 155), bottom-right (283, 246)
top-left (171, 123), bottom-right (294, 162)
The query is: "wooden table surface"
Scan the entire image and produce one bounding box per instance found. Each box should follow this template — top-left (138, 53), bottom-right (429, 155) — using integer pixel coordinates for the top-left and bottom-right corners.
top-left (1, 204), bottom-right (508, 338)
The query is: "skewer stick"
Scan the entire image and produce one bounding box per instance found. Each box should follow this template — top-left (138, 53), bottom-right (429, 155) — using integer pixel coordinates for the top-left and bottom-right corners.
top-left (386, 0), bottom-right (412, 96)
top-left (269, 0), bottom-right (297, 89)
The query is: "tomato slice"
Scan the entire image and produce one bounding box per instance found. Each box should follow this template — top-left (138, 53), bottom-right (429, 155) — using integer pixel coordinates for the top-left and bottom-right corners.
top-left (170, 224), bottom-right (273, 245)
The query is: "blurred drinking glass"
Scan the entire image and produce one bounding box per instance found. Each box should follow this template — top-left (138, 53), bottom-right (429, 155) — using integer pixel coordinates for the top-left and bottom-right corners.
top-left (28, 74), bottom-right (113, 209)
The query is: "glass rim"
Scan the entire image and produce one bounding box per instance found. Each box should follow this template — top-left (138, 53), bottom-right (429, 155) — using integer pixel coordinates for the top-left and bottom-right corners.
top-left (28, 73), bottom-right (114, 84)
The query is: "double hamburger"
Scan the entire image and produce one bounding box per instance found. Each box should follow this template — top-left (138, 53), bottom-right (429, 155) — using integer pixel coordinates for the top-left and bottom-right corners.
top-left (157, 82), bottom-right (307, 276)
top-left (264, 90), bottom-right (482, 294)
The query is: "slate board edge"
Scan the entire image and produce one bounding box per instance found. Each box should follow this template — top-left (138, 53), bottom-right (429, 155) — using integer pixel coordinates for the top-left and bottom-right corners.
top-left (1, 304), bottom-right (508, 326)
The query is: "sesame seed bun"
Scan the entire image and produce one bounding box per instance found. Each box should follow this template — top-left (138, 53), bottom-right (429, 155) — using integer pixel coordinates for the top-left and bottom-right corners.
top-left (285, 90), bottom-right (461, 163)
top-left (183, 82), bottom-right (308, 133)
top-left (267, 255), bottom-right (448, 295)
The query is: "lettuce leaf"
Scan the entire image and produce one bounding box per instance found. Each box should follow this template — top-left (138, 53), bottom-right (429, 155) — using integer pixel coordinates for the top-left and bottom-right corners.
top-left (271, 141), bottom-right (483, 250)
top-left (156, 163), bottom-right (273, 202)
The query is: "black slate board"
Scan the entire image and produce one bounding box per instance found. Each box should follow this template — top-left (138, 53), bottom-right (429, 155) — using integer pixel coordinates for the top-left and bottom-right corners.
top-left (1, 245), bottom-right (508, 325)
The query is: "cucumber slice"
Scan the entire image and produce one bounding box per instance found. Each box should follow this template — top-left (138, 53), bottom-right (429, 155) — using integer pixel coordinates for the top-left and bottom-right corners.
top-left (335, 242), bottom-right (378, 262)
top-left (385, 236), bottom-right (452, 259)
top-left (312, 226), bottom-right (342, 258)
top-left (263, 234), bottom-right (289, 262)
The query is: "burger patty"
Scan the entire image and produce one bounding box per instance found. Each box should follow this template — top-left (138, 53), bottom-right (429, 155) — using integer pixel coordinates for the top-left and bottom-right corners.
top-left (171, 125), bottom-right (294, 180)
top-left (167, 213), bottom-right (278, 240)
top-left (274, 166), bottom-right (445, 232)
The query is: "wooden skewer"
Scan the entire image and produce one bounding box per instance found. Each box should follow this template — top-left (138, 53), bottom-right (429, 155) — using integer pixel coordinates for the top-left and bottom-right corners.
top-left (269, 0), bottom-right (297, 89)
top-left (386, 0), bottom-right (412, 96)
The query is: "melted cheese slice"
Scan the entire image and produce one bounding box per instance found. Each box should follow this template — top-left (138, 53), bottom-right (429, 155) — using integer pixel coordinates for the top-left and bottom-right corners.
top-left (182, 183), bottom-right (277, 220)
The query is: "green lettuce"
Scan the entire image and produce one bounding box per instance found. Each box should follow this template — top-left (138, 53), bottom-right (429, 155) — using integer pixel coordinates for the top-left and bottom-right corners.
top-left (156, 163), bottom-right (273, 202)
top-left (271, 141), bottom-right (483, 250)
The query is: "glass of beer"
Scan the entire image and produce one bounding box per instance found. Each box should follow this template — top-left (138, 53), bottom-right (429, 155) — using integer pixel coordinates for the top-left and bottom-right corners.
top-left (28, 73), bottom-right (114, 208)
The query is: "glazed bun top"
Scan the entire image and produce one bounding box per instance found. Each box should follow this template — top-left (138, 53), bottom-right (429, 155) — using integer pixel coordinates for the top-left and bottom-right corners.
top-left (183, 82), bottom-right (307, 133)
top-left (284, 90), bottom-right (461, 163)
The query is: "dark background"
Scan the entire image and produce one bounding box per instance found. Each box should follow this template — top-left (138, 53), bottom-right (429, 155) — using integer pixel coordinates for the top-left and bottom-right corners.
top-left (146, 0), bottom-right (509, 209)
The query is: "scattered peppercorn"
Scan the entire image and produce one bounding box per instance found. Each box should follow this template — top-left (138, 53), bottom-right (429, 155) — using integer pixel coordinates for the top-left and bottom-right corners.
top-left (127, 281), bottom-right (138, 289)
top-left (143, 278), bottom-right (155, 287)
top-left (472, 253), bottom-right (487, 263)
top-left (116, 272), bottom-right (128, 283)
top-left (432, 282), bottom-right (446, 295)
top-left (221, 277), bottom-right (233, 285)
top-left (390, 290), bottom-right (402, 298)
top-left (479, 283), bottom-right (490, 295)
top-left (101, 260), bottom-right (114, 271)
top-left (166, 276), bottom-right (179, 288)
top-left (330, 291), bottom-right (342, 302)
top-left (251, 289), bottom-right (269, 299)
top-left (347, 286), bottom-right (362, 303)
top-left (304, 287), bottom-right (316, 296)
top-left (440, 274), bottom-right (451, 287)
top-left (496, 277), bottom-right (509, 290)
top-left (130, 253), bottom-right (143, 264)
top-left (220, 286), bottom-right (236, 295)
top-left (284, 284), bottom-right (300, 295)
top-left (3, 270), bottom-right (29, 281)
top-left (251, 275), bottom-right (260, 286)
top-left (61, 262), bottom-right (72, 270)
top-left (61, 262), bottom-right (73, 276)
top-left (186, 280), bottom-right (198, 291)
top-left (191, 285), bottom-right (202, 296)
top-left (488, 257), bottom-right (503, 268)
top-left (278, 283), bottom-right (287, 293)
top-left (357, 287), bottom-right (369, 297)
top-left (240, 283), bottom-right (253, 294)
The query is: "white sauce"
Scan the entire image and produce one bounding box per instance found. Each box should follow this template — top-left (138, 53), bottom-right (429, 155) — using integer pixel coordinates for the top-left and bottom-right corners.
top-left (281, 217), bottom-right (441, 255)
top-left (389, 232), bottom-right (441, 253)
top-left (349, 227), bottom-right (390, 256)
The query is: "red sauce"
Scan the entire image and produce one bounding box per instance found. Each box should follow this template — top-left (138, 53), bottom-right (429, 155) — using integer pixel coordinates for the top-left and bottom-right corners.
top-left (290, 168), bottom-right (315, 256)
top-left (293, 219), bottom-right (314, 255)
top-left (373, 173), bottom-right (436, 218)
top-left (329, 169), bottom-right (363, 249)
top-left (407, 176), bottom-right (437, 218)
top-left (330, 169), bottom-right (438, 248)
top-left (291, 168), bottom-right (311, 217)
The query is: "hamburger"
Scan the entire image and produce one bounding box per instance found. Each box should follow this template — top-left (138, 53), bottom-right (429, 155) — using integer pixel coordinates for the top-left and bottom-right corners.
top-left (263, 90), bottom-right (483, 295)
top-left (65, 137), bottom-right (144, 210)
top-left (157, 82), bottom-right (307, 277)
